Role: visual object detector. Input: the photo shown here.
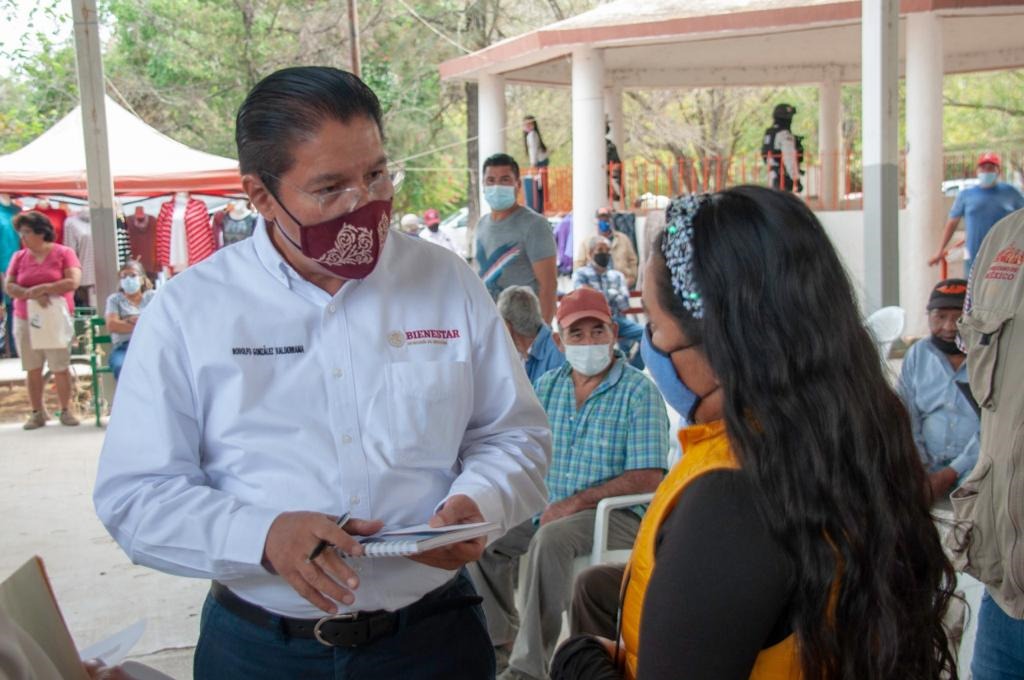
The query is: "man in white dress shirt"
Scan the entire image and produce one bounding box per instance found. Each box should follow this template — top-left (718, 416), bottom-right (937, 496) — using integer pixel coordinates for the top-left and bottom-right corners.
top-left (94, 66), bottom-right (551, 679)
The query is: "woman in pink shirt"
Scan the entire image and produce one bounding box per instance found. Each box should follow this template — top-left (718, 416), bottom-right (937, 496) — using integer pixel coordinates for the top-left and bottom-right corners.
top-left (4, 211), bottom-right (82, 429)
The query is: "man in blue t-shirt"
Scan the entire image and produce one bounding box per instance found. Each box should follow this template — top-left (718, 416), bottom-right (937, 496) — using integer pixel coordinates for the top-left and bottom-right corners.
top-left (930, 152), bottom-right (1024, 275)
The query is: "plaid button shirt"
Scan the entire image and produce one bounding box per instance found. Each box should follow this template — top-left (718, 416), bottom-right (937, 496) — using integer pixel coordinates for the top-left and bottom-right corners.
top-left (535, 354), bottom-right (670, 508)
top-left (572, 265), bottom-right (631, 317)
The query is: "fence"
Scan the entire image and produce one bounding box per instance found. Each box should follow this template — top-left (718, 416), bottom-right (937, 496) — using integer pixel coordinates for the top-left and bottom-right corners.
top-left (524, 147), bottom-right (1024, 215)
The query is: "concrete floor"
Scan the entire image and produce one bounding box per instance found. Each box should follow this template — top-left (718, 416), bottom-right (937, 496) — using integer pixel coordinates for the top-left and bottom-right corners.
top-left (0, 420), bottom-right (204, 678)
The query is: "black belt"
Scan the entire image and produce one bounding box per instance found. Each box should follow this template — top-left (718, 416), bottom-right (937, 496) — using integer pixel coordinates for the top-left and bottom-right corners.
top-left (210, 578), bottom-right (481, 648)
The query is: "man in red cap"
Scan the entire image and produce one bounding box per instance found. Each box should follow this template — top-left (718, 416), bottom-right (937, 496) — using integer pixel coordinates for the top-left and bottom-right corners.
top-left (419, 207), bottom-right (456, 253)
top-left (470, 287), bottom-right (669, 680)
top-left (930, 151), bottom-right (1024, 275)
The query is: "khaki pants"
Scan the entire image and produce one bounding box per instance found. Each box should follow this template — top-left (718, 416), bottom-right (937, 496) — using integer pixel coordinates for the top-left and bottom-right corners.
top-left (13, 317), bottom-right (70, 372)
top-left (469, 508), bottom-right (640, 680)
top-left (569, 563), bottom-right (626, 640)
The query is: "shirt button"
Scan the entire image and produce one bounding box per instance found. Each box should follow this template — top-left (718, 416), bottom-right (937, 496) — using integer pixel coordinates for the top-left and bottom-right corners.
top-left (342, 434), bottom-right (353, 444)
top-left (350, 495), bottom-right (360, 505)
top-left (328, 304), bottom-right (337, 313)
top-left (333, 368), bottom-right (343, 378)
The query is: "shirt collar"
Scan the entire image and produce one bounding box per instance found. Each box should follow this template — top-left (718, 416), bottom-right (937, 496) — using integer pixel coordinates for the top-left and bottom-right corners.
top-left (252, 215), bottom-right (298, 287)
top-left (528, 325), bottom-right (552, 360)
top-left (678, 419), bottom-right (727, 450)
top-left (919, 336), bottom-right (967, 376)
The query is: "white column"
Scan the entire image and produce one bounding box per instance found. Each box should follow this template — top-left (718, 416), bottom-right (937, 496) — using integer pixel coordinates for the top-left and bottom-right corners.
top-left (819, 67), bottom-right (842, 210)
top-left (72, 0), bottom-right (118, 307)
top-left (477, 73), bottom-right (506, 210)
top-left (572, 46), bottom-right (606, 262)
top-left (862, 0), bottom-right (900, 311)
top-left (904, 11), bottom-right (945, 336)
top-left (604, 85), bottom-right (624, 156)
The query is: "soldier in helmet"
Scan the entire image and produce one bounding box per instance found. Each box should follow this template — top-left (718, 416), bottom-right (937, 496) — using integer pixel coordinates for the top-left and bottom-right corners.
top-left (761, 103), bottom-right (804, 192)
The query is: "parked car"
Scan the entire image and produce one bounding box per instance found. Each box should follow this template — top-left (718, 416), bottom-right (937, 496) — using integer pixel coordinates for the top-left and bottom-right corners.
top-left (942, 178), bottom-right (979, 197)
top-left (439, 207), bottom-right (471, 261)
top-left (440, 206), bottom-right (563, 263)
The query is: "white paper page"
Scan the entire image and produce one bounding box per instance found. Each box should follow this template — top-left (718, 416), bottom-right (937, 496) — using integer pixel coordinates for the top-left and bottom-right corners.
top-left (122, 660), bottom-right (176, 680)
top-left (376, 521), bottom-right (496, 537)
top-left (78, 619), bottom-right (146, 666)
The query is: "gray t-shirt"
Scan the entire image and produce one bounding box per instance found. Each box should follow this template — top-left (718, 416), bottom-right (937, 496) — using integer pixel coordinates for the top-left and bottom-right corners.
top-left (105, 290), bottom-right (156, 346)
top-left (475, 206), bottom-right (556, 298)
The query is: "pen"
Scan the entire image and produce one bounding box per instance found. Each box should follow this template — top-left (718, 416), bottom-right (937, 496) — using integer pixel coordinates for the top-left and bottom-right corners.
top-left (306, 511), bottom-right (351, 563)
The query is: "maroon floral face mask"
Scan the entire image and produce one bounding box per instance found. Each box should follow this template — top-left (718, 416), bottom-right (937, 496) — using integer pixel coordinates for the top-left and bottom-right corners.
top-left (276, 199), bottom-right (392, 280)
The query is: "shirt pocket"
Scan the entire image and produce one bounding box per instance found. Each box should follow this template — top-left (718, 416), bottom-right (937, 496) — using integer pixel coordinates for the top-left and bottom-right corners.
top-left (947, 455), bottom-right (1002, 583)
top-left (958, 308), bottom-right (1015, 411)
top-left (385, 360), bottom-right (472, 468)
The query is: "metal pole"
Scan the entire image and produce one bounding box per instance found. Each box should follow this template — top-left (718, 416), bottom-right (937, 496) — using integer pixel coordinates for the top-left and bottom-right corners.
top-left (347, 0), bottom-right (361, 77)
top-left (71, 0), bottom-right (118, 309)
top-left (861, 0), bottom-right (900, 311)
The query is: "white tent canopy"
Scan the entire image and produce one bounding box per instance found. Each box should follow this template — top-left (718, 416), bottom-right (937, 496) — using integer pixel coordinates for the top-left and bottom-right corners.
top-left (0, 96), bottom-right (242, 196)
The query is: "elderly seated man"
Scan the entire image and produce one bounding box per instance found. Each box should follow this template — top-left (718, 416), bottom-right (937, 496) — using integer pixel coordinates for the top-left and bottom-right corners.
top-left (899, 278), bottom-right (980, 504)
top-left (470, 287), bottom-right (669, 680)
top-left (497, 285), bottom-right (564, 385)
top-left (573, 235), bottom-right (645, 368)
top-left (574, 207), bottom-right (638, 288)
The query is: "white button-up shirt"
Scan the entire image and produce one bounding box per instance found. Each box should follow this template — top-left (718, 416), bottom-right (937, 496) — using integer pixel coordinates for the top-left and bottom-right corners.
top-left (94, 220), bottom-right (551, 618)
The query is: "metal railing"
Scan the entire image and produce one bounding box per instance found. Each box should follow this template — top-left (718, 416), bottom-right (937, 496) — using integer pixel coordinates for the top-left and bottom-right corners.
top-left (526, 147), bottom-right (1023, 215)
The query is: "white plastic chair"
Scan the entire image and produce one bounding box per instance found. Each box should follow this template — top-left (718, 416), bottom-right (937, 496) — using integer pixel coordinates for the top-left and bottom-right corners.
top-left (866, 306), bottom-right (906, 360)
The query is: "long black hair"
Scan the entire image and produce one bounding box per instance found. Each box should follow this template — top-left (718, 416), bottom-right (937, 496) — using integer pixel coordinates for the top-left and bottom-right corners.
top-left (522, 114), bottom-right (548, 157)
top-left (651, 185), bottom-right (956, 679)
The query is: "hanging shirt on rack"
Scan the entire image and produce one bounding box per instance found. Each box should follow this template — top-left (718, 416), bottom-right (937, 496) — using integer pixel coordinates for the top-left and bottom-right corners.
top-left (221, 212), bottom-right (258, 246)
top-left (127, 213), bottom-right (159, 276)
top-left (155, 196), bottom-right (216, 273)
top-left (63, 211), bottom-right (95, 288)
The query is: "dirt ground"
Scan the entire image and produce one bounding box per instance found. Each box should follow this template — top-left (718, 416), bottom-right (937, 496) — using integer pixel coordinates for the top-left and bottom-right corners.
top-left (0, 376), bottom-right (95, 423)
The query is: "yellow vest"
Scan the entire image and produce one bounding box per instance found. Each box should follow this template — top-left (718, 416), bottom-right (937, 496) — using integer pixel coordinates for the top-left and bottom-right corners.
top-left (619, 420), bottom-right (802, 680)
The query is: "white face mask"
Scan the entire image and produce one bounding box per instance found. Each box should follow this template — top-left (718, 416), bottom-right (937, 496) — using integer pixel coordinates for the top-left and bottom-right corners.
top-left (564, 343), bottom-right (613, 376)
top-left (977, 171), bottom-right (998, 188)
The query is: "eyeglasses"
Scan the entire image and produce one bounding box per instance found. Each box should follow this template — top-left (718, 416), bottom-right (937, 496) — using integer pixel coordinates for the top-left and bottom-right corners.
top-left (264, 166), bottom-right (404, 220)
top-left (644, 323), bottom-right (700, 358)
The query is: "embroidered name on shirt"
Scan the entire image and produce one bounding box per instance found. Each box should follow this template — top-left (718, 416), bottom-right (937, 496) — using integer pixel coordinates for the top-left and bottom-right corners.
top-left (232, 345), bottom-right (306, 356)
top-left (390, 328), bottom-right (462, 347)
top-left (985, 244), bottom-right (1023, 281)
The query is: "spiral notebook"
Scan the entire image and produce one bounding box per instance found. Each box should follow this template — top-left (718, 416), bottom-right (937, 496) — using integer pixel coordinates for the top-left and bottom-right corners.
top-left (355, 521), bottom-right (497, 557)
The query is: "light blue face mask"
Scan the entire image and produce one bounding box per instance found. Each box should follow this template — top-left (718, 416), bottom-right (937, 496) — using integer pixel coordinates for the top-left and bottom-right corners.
top-left (484, 185), bottom-right (517, 211)
top-left (120, 275), bottom-right (142, 294)
top-left (977, 171), bottom-right (998, 188)
top-left (640, 325), bottom-right (701, 423)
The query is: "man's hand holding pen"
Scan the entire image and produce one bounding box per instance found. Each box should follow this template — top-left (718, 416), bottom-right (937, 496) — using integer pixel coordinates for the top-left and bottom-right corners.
top-left (262, 511), bottom-right (383, 613)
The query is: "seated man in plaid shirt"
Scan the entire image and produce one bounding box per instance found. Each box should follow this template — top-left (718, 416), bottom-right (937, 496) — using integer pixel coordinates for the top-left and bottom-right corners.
top-left (470, 288), bottom-right (669, 680)
top-left (573, 235), bottom-right (645, 368)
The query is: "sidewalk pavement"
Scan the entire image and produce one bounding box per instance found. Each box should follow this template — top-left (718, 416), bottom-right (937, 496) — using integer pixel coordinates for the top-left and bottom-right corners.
top-left (0, 420), bottom-right (204, 678)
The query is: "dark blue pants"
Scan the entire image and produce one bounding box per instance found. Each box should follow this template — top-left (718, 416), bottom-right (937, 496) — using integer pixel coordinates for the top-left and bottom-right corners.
top-left (972, 592), bottom-right (1024, 680)
top-left (614, 315), bottom-right (644, 370)
top-left (110, 342), bottom-right (128, 380)
top-left (194, 571), bottom-right (495, 680)
top-left (2, 297), bottom-right (15, 357)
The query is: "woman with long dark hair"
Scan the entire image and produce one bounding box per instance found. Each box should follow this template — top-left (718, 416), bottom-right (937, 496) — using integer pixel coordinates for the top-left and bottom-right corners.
top-left (552, 185), bottom-right (957, 679)
top-left (522, 115), bottom-right (549, 213)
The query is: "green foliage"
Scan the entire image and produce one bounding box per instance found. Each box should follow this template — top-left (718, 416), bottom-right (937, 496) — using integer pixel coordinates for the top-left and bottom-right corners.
top-left (2, 0), bottom-right (1023, 211)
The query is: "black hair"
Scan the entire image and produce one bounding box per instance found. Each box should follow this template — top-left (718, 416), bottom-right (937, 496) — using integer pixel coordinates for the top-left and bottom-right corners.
top-left (482, 153), bottom-right (520, 181)
top-left (650, 185), bottom-right (956, 679)
top-left (13, 211), bottom-right (55, 242)
top-left (522, 114), bottom-right (548, 158)
top-left (235, 66), bottom-right (384, 194)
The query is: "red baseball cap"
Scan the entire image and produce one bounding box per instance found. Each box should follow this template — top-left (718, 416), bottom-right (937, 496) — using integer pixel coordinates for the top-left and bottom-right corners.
top-left (977, 152), bottom-right (1001, 168)
top-left (424, 208), bottom-right (441, 226)
top-left (556, 288), bottom-right (612, 328)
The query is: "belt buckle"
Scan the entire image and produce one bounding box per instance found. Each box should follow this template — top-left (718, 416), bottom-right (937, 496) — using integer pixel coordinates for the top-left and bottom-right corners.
top-left (314, 611), bottom-right (359, 647)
